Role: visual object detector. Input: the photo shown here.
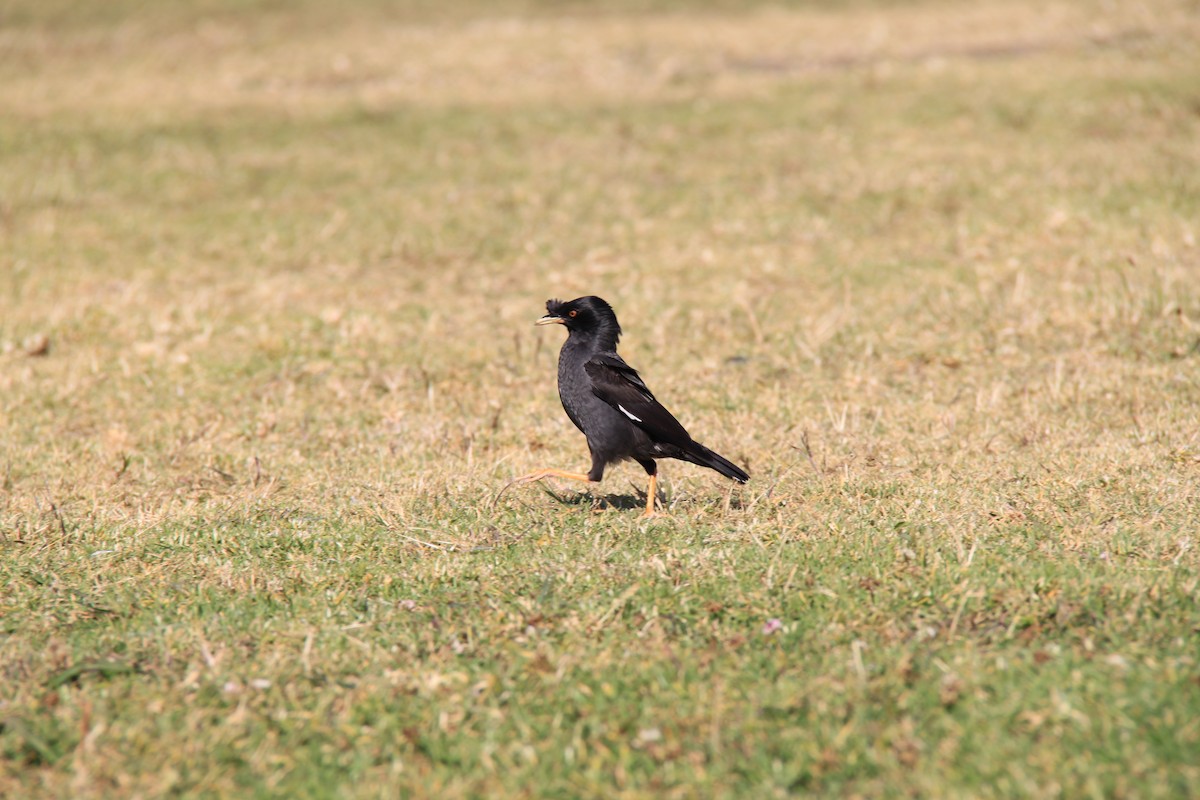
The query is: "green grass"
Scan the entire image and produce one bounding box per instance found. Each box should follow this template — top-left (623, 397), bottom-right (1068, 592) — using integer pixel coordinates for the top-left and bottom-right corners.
top-left (2, 0), bottom-right (1200, 796)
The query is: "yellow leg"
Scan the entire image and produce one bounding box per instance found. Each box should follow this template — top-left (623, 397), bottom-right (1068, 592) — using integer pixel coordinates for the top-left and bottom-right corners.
top-left (509, 468), bottom-right (593, 486)
top-left (494, 468), bottom-right (595, 508)
top-left (639, 473), bottom-right (664, 519)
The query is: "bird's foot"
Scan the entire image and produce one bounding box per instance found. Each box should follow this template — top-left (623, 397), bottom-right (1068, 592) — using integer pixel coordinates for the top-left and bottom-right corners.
top-left (507, 469), bottom-right (592, 488)
top-left (493, 469), bottom-right (594, 508)
top-left (638, 473), bottom-right (666, 519)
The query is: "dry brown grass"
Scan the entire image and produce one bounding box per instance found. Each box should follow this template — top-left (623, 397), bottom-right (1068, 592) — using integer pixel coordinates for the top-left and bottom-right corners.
top-left (1, 0), bottom-right (1189, 114)
top-left (2, 0), bottom-right (1199, 796)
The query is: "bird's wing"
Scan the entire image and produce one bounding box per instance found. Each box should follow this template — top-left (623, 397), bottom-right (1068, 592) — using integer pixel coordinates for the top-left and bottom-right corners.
top-left (585, 354), bottom-right (693, 446)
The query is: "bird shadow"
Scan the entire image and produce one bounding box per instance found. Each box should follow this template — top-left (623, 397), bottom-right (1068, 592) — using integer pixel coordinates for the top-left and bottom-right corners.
top-left (540, 486), bottom-right (647, 512)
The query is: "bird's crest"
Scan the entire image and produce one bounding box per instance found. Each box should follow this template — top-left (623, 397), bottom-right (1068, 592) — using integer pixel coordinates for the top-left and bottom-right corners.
top-left (543, 296), bottom-right (622, 346)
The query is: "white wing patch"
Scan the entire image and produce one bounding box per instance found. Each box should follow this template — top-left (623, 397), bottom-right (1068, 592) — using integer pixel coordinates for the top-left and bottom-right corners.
top-left (618, 404), bottom-right (642, 422)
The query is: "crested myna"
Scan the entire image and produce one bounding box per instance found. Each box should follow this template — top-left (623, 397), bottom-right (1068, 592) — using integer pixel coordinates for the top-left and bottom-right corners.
top-left (506, 296), bottom-right (748, 517)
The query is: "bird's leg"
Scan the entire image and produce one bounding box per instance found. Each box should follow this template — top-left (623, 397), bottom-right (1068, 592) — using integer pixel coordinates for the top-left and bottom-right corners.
top-left (509, 468), bottom-right (593, 486)
top-left (640, 472), bottom-right (658, 518)
top-left (494, 468), bottom-right (595, 508)
top-left (639, 473), bottom-right (673, 519)
top-left (634, 459), bottom-right (667, 519)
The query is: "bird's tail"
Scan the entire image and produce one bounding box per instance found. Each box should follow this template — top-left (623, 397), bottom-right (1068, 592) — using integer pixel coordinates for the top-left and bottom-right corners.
top-left (682, 441), bottom-right (749, 483)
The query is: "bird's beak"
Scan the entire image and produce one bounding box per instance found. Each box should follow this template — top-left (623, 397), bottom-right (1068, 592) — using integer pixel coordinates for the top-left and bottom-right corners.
top-left (535, 315), bottom-right (565, 326)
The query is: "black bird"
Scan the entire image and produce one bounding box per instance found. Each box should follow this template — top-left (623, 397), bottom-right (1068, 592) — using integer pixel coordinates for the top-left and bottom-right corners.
top-left (505, 296), bottom-right (748, 517)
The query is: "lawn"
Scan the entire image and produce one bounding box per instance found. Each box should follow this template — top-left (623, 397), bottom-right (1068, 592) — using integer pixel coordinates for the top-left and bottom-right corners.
top-left (2, 0), bottom-right (1199, 796)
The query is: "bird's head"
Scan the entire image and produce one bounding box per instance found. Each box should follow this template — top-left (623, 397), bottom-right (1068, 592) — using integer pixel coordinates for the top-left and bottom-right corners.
top-left (537, 296), bottom-right (622, 345)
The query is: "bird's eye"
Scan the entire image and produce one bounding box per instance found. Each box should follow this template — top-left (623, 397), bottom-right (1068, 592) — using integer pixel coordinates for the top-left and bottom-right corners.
top-left (568, 310), bottom-right (577, 318)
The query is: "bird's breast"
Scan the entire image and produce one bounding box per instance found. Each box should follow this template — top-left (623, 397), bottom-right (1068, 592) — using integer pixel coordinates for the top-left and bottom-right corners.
top-left (556, 342), bottom-right (601, 434)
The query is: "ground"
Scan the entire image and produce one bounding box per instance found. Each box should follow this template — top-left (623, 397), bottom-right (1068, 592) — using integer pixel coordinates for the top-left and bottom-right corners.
top-left (1, 0), bottom-right (1199, 796)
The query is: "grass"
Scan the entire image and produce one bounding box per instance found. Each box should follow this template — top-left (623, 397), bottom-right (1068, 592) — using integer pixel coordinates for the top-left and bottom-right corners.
top-left (2, 0), bottom-right (1199, 796)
